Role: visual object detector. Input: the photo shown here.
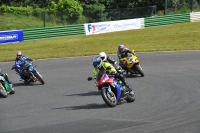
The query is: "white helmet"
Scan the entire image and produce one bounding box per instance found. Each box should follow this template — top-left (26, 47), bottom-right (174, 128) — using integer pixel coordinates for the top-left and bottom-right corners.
top-left (99, 52), bottom-right (107, 61)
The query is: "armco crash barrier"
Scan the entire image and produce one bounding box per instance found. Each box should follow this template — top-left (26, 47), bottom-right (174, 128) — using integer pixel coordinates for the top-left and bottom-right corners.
top-left (0, 30), bottom-right (23, 44)
top-left (144, 13), bottom-right (190, 27)
top-left (23, 24), bottom-right (85, 41)
top-left (1, 12), bottom-right (199, 43)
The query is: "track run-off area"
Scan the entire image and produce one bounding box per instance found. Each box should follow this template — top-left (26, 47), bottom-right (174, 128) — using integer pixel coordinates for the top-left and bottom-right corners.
top-left (0, 51), bottom-right (200, 133)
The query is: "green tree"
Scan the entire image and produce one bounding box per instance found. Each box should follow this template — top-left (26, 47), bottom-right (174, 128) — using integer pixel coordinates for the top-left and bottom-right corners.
top-left (79, 0), bottom-right (105, 22)
top-left (48, 0), bottom-right (83, 23)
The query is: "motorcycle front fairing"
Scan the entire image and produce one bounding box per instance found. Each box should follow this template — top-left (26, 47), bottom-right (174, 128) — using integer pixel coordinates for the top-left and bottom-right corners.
top-left (97, 72), bottom-right (122, 101)
top-left (0, 76), bottom-right (12, 92)
top-left (22, 60), bottom-right (39, 76)
top-left (112, 80), bottom-right (122, 101)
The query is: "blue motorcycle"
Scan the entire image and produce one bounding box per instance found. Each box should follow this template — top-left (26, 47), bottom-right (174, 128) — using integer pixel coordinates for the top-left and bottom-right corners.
top-left (88, 69), bottom-right (135, 107)
top-left (12, 59), bottom-right (45, 84)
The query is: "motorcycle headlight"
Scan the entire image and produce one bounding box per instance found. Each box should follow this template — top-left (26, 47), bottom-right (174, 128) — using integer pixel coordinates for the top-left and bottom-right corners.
top-left (28, 66), bottom-right (34, 71)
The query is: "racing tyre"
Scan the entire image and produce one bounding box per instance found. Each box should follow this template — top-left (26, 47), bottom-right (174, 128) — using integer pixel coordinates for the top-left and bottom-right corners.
top-left (125, 90), bottom-right (135, 102)
top-left (134, 64), bottom-right (144, 77)
top-left (0, 84), bottom-right (8, 98)
top-left (101, 88), bottom-right (117, 107)
top-left (35, 74), bottom-right (45, 84)
top-left (10, 88), bottom-right (15, 94)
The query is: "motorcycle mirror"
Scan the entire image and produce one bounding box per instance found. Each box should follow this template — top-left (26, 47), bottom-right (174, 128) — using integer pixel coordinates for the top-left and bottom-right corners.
top-left (132, 49), bottom-right (135, 53)
top-left (87, 77), bottom-right (93, 81)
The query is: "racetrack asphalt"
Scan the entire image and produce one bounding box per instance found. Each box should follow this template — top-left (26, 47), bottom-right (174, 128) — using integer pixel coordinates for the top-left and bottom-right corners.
top-left (0, 51), bottom-right (200, 133)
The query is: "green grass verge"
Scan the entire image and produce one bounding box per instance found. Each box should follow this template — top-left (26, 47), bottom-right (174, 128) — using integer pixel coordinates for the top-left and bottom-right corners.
top-left (0, 13), bottom-right (63, 31)
top-left (0, 21), bottom-right (200, 62)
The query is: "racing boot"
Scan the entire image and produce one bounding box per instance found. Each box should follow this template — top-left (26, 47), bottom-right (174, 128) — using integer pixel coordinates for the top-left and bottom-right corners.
top-left (19, 78), bottom-right (25, 82)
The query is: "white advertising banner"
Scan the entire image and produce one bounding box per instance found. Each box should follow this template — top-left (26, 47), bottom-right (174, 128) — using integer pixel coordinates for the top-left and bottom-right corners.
top-left (84, 18), bottom-right (141, 35)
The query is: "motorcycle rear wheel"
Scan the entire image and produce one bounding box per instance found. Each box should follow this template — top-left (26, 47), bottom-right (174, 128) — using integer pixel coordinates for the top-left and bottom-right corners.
top-left (0, 84), bottom-right (8, 98)
top-left (101, 88), bottom-right (117, 107)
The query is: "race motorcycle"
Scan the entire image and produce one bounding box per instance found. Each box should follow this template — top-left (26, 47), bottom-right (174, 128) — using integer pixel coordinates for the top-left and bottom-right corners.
top-left (112, 61), bottom-right (125, 74)
top-left (119, 49), bottom-right (144, 77)
top-left (12, 59), bottom-right (45, 84)
top-left (88, 69), bottom-right (135, 107)
top-left (0, 69), bottom-right (15, 98)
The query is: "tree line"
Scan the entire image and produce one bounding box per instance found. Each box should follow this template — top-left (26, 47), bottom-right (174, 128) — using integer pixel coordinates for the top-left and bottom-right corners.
top-left (0, 0), bottom-right (197, 11)
top-left (0, 0), bottom-right (198, 27)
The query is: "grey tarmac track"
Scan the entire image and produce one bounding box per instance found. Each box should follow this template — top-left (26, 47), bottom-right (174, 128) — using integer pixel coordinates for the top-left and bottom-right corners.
top-left (0, 51), bottom-right (200, 133)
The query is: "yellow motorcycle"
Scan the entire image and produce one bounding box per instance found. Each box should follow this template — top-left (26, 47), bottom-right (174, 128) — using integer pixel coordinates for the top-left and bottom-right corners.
top-left (119, 50), bottom-right (144, 77)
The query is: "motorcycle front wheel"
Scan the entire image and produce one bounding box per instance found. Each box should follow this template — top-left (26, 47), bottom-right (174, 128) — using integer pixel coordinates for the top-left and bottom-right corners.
top-left (10, 88), bottom-right (15, 94)
top-left (101, 88), bottom-right (117, 107)
top-left (125, 90), bottom-right (135, 103)
top-left (0, 84), bottom-right (8, 98)
top-left (35, 73), bottom-right (45, 84)
top-left (133, 64), bottom-right (144, 77)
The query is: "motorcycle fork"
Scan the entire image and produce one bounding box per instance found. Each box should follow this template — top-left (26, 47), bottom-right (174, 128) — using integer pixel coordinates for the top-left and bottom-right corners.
top-left (28, 72), bottom-right (37, 82)
top-left (107, 86), bottom-right (114, 97)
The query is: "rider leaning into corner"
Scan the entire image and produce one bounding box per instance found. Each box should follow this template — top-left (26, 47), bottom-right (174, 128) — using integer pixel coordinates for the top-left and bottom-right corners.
top-left (91, 55), bottom-right (132, 92)
top-left (13, 51), bottom-right (33, 81)
top-left (0, 69), bottom-right (12, 84)
top-left (117, 44), bottom-right (135, 71)
top-left (99, 52), bottom-right (122, 73)
top-left (0, 68), bottom-right (14, 90)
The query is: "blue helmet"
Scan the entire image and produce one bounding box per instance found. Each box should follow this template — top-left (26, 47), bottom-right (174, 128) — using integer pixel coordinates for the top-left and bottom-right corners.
top-left (118, 44), bottom-right (124, 52)
top-left (92, 56), bottom-right (102, 68)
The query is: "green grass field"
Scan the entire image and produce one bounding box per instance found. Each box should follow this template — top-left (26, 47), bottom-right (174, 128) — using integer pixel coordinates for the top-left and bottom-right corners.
top-left (0, 21), bottom-right (200, 62)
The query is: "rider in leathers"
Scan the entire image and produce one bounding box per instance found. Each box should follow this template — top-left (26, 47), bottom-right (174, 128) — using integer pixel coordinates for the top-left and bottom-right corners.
top-left (0, 70), bottom-right (12, 84)
top-left (13, 51), bottom-right (33, 81)
top-left (117, 44), bottom-right (135, 71)
top-left (99, 52), bottom-right (122, 73)
top-left (92, 56), bottom-right (132, 91)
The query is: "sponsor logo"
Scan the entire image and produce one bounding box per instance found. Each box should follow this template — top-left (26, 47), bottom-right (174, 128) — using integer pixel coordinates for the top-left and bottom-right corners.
top-left (0, 34), bottom-right (18, 41)
top-left (87, 24), bottom-right (96, 33)
top-left (87, 23), bottom-right (111, 33)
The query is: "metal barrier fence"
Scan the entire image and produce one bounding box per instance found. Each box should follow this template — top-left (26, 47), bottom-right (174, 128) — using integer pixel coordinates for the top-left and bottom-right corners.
top-left (1, 12), bottom-right (199, 43)
top-left (164, 0), bottom-right (200, 15)
top-left (83, 6), bottom-right (156, 23)
top-left (1, 4), bottom-right (199, 31)
top-left (39, 6), bottom-right (157, 27)
top-left (23, 24), bottom-right (85, 41)
top-left (145, 13), bottom-right (190, 27)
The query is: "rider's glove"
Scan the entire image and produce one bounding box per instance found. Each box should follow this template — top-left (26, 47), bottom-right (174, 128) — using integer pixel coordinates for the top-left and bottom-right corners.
top-left (87, 77), bottom-right (93, 81)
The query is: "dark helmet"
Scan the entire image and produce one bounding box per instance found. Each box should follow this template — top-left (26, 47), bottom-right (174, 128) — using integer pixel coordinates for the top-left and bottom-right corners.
top-left (92, 56), bottom-right (102, 68)
top-left (118, 44), bottom-right (124, 52)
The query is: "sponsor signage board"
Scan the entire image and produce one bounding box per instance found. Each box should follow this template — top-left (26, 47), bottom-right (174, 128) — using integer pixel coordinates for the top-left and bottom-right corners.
top-left (0, 30), bottom-right (23, 44)
top-left (84, 19), bottom-right (142, 35)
